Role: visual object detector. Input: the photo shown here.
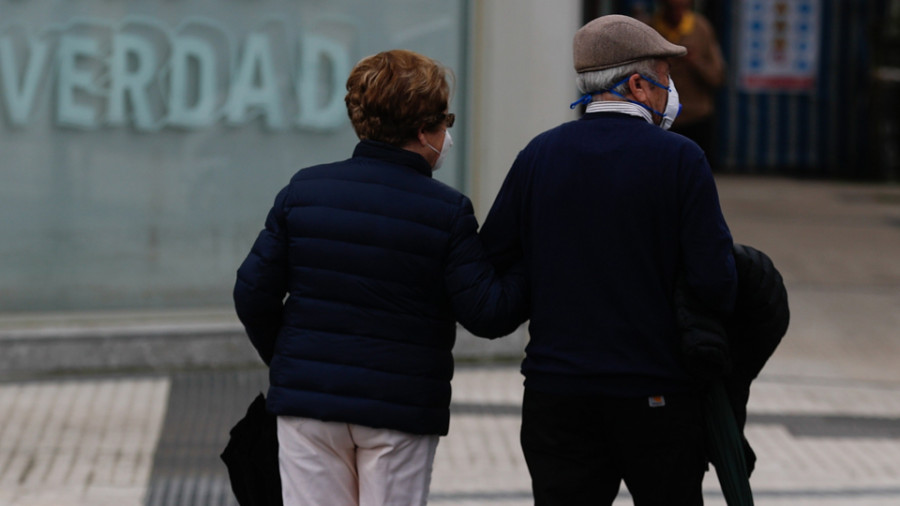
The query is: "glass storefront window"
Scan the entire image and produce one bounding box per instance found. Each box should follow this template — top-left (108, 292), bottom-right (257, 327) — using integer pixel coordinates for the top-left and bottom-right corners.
top-left (0, 0), bottom-right (469, 312)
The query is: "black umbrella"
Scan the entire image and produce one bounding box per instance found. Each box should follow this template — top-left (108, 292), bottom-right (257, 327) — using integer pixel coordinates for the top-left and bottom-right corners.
top-left (221, 393), bottom-right (283, 506)
top-left (704, 380), bottom-right (754, 506)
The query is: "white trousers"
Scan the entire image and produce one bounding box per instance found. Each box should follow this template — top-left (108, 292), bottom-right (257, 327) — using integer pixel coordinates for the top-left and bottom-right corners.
top-left (277, 416), bottom-right (440, 506)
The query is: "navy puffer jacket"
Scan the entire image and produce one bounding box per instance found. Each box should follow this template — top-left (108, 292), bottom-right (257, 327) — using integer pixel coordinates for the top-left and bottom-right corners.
top-left (234, 140), bottom-right (527, 436)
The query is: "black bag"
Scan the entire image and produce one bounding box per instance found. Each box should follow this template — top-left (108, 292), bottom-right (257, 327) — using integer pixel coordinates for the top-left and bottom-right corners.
top-left (220, 393), bottom-right (283, 506)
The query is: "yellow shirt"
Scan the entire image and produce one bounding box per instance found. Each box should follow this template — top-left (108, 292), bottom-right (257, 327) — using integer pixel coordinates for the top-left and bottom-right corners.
top-left (652, 11), bottom-right (696, 44)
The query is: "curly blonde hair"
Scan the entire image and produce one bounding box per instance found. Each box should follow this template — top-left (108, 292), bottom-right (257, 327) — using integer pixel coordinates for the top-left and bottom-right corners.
top-left (345, 50), bottom-right (452, 145)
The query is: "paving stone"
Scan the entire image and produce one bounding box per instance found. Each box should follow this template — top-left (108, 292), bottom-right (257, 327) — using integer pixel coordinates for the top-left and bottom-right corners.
top-left (0, 377), bottom-right (169, 506)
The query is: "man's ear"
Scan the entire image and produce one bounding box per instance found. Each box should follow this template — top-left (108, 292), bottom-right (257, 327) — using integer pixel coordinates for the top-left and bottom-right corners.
top-left (628, 73), bottom-right (650, 102)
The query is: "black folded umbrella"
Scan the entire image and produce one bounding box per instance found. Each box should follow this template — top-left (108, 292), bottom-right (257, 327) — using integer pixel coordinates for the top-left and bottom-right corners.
top-left (704, 380), bottom-right (754, 506)
top-left (221, 393), bottom-right (283, 506)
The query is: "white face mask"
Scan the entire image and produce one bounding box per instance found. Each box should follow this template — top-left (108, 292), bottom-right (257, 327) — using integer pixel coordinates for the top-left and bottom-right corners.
top-left (600, 74), bottom-right (682, 130)
top-left (426, 130), bottom-right (453, 171)
top-left (659, 77), bottom-right (682, 131)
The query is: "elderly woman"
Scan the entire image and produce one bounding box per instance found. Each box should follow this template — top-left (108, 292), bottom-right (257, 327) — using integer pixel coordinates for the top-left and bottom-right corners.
top-left (233, 49), bottom-right (527, 506)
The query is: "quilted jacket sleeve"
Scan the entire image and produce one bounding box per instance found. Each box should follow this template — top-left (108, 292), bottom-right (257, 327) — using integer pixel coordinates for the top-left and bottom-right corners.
top-left (234, 187), bottom-right (290, 365)
top-left (676, 243), bottom-right (790, 382)
top-left (444, 196), bottom-right (529, 339)
top-left (727, 243), bottom-right (790, 380)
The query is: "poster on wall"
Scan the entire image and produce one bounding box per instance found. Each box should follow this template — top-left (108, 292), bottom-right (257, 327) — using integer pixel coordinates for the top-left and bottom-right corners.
top-left (738, 0), bottom-right (820, 91)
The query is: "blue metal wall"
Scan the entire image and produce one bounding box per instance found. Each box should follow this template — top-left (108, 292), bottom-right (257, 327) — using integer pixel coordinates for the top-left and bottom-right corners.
top-left (716, 0), bottom-right (888, 178)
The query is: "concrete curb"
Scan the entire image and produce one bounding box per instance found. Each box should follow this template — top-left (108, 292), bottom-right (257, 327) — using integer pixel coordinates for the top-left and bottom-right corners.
top-left (0, 322), bottom-right (259, 376)
top-left (0, 315), bottom-right (528, 377)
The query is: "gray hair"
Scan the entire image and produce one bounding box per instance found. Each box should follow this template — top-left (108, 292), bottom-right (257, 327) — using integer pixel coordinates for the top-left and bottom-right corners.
top-left (576, 59), bottom-right (662, 97)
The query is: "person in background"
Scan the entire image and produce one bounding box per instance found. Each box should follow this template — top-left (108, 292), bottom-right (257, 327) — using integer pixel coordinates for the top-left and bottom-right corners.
top-left (625, 0), bottom-right (653, 23)
top-left (479, 15), bottom-right (737, 505)
top-left (233, 49), bottom-right (528, 506)
top-left (652, 0), bottom-right (726, 166)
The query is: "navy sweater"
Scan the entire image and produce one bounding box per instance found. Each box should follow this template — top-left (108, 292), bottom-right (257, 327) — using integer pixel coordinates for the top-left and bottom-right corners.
top-left (234, 140), bottom-right (527, 435)
top-left (480, 112), bottom-right (737, 397)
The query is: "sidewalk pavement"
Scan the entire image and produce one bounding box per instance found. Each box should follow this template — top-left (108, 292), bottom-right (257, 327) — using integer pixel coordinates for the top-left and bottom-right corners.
top-left (2, 175), bottom-right (900, 506)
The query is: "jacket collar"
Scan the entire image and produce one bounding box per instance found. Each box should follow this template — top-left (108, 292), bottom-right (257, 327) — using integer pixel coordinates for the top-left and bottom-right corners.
top-left (353, 139), bottom-right (433, 177)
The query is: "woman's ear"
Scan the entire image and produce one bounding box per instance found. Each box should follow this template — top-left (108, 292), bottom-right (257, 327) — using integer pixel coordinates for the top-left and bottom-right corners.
top-left (416, 125), bottom-right (432, 147)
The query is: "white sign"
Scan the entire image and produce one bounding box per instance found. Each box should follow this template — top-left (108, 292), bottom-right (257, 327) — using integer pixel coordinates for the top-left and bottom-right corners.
top-left (739, 0), bottom-right (820, 91)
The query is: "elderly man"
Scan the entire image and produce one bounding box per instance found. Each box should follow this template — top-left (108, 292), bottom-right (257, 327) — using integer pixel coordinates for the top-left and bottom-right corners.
top-left (480, 15), bottom-right (737, 505)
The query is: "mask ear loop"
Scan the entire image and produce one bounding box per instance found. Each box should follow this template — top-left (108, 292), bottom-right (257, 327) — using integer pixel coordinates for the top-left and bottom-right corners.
top-left (608, 75), bottom-right (669, 118)
top-left (568, 74), bottom-right (671, 119)
top-left (569, 93), bottom-right (594, 109)
top-left (569, 75), bottom-right (631, 109)
top-left (639, 74), bottom-right (671, 92)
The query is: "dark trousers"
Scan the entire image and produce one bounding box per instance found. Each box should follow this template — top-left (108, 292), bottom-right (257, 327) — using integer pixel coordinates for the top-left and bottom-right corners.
top-left (520, 388), bottom-right (707, 506)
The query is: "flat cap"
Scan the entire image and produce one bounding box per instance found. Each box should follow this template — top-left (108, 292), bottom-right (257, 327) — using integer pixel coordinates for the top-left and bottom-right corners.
top-left (573, 14), bottom-right (687, 73)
